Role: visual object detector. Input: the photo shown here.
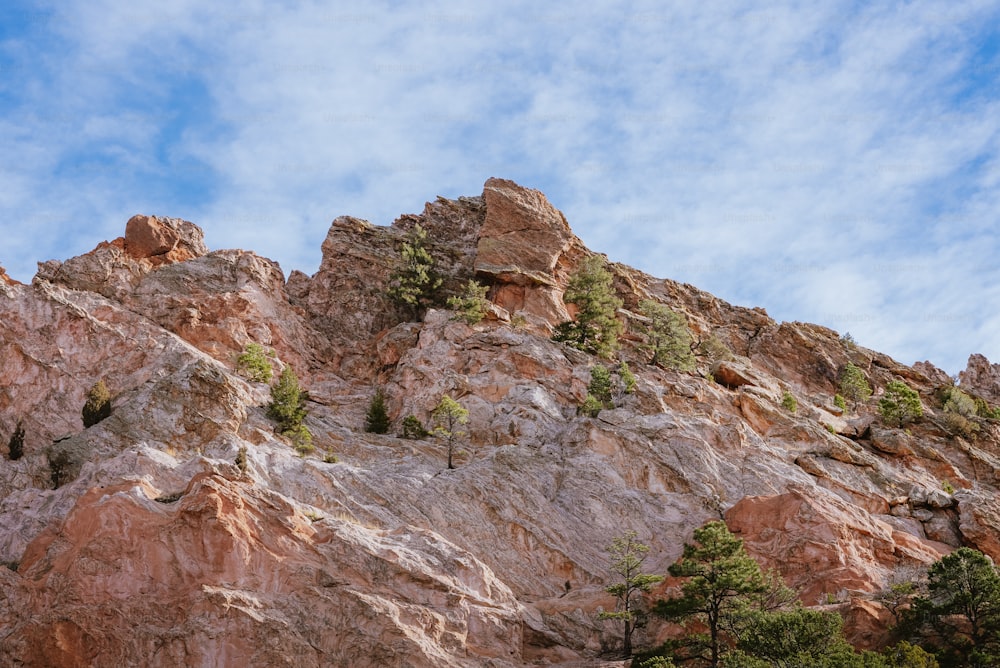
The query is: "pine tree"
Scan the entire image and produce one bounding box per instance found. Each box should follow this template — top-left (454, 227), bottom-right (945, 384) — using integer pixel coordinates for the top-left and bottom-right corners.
top-left (600, 531), bottom-right (664, 657)
top-left (82, 380), bottom-right (112, 427)
top-left (447, 279), bottom-right (490, 324)
top-left (655, 521), bottom-right (769, 667)
top-left (268, 366), bottom-right (313, 454)
top-left (7, 420), bottom-right (24, 461)
top-left (236, 342), bottom-right (273, 383)
top-left (879, 380), bottom-right (922, 428)
top-left (387, 224), bottom-right (442, 317)
top-left (365, 388), bottom-right (391, 434)
top-left (552, 255), bottom-right (623, 357)
top-left (638, 299), bottom-right (696, 371)
top-left (432, 395), bottom-right (469, 470)
top-left (839, 363), bottom-right (872, 410)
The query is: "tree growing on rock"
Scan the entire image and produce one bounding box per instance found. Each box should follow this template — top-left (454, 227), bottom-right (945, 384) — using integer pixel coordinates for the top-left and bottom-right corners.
top-left (839, 363), bottom-right (872, 410)
top-left (432, 395), bottom-right (468, 470)
top-left (236, 342), bottom-right (273, 383)
top-left (387, 224), bottom-right (442, 318)
top-left (268, 366), bottom-right (313, 455)
top-left (638, 299), bottom-right (696, 371)
top-left (879, 380), bottom-right (923, 428)
top-left (600, 530), bottom-right (664, 658)
top-left (82, 379), bottom-right (112, 427)
top-left (552, 255), bottom-right (623, 358)
top-left (447, 279), bottom-right (490, 324)
top-left (365, 388), bottom-right (391, 434)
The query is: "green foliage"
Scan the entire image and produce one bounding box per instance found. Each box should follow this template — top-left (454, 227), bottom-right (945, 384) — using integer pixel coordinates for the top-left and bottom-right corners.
top-left (588, 365), bottom-right (613, 406)
top-left (879, 380), bottom-right (923, 428)
top-left (781, 391), bottom-right (798, 413)
top-left (655, 520), bottom-right (769, 667)
top-left (834, 394), bottom-right (847, 412)
top-left (236, 342), bottom-right (273, 383)
top-left (906, 547), bottom-right (1000, 666)
top-left (235, 445), bottom-right (248, 476)
top-left (973, 396), bottom-right (1000, 420)
top-left (365, 388), bottom-right (391, 434)
top-left (638, 657), bottom-right (678, 668)
top-left (600, 531), bottom-right (664, 658)
top-left (839, 363), bottom-right (872, 409)
top-left (432, 395), bottom-right (469, 470)
top-left (841, 332), bottom-right (857, 348)
top-left (268, 366), bottom-right (313, 453)
top-left (941, 386), bottom-right (976, 417)
top-left (400, 414), bottom-right (428, 439)
top-left (880, 642), bottom-right (939, 668)
top-left (447, 279), bottom-right (490, 324)
top-left (697, 334), bottom-right (734, 364)
top-left (638, 299), bottom-right (696, 371)
top-left (387, 224), bottom-right (442, 316)
top-left (731, 606), bottom-right (860, 667)
top-left (619, 361), bottom-right (637, 395)
top-left (552, 255), bottom-right (623, 357)
top-left (7, 419), bottom-right (24, 461)
top-left (323, 451), bottom-right (339, 464)
top-left (941, 480), bottom-right (955, 494)
top-left (579, 394), bottom-right (603, 418)
top-left (82, 379), bottom-right (112, 427)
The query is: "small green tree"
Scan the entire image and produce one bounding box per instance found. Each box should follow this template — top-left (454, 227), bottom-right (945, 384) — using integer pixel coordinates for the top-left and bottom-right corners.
top-left (387, 224), bottom-right (442, 317)
top-left (906, 547), bottom-right (1000, 666)
top-left (600, 531), bottom-right (664, 658)
top-left (82, 379), bottom-right (112, 427)
top-left (432, 395), bottom-right (469, 470)
top-left (365, 388), bottom-right (391, 434)
top-left (235, 445), bottom-right (248, 476)
top-left (580, 394), bottom-right (604, 418)
top-left (552, 255), bottom-right (623, 357)
top-left (834, 394), bottom-right (847, 412)
top-left (839, 363), bottom-right (872, 410)
top-left (589, 365), bottom-right (613, 406)
top-left (400, 414), bottom-right (428, 439)
top-left (655, 521), bottom-right (769, 667)
top-left (879, 380), bottom-right (923, 428)
top-left (781, 391), bottom-right (798, 413)
top-left (697, 334), bottom-right (734, 364)
top-left (268, 366), bottom-right (313, 452)
top-left (7, 420), bottom-right (24, 461)
top-left (638, 299), bottom-right (696, 371)
top-left (612, 361), bottom-right (638, 406)
top-left (236, 342), bottom-right (273, 383)
top-left (447, 279), bottom-right (490, 324)
top-left (730, 606), bottom-right (860, 667)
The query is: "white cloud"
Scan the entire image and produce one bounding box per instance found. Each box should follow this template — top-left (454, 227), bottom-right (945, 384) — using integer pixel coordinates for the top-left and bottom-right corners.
top-left (1, 0), bottom-right (999, 373)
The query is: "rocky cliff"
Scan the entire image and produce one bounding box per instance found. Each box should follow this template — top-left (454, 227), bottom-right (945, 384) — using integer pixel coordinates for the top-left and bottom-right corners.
top-left (3, 178), bottom-right (1000, 666)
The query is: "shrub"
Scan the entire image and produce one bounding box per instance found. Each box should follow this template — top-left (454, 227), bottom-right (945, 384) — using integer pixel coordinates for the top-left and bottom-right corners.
top-left (579, 394), bottom-right (603, 418)
top-left (552, 255), bottom-right (623, 358)
top-left (387, 224), bottom-right (442, 317)
top-left (833, 394), bottom-right (847, 412)
top-left (943, 411), bottom-right (979, 440)
top-left (401, 414), bottom-right (428, 439)
top-left (7, 420), bottom-right (24, 461)
top-left (447, 279), bottom-right (490, 324)
top-left (236, 342), bottom-right (273, 383)
top-left (696, 334), bottom-right (733, 364)
top-left (365, 388), bottom-right (391, 434)
top-left (638, 299), bottom-right (695, 371)
top-left (235, 445), bottom-right (248, 475)
top-left (781, 391), bottom-right (797, 413)
top-left (286, 423), bottom-right (314, 456)
top-left (879, 380), bottom-right (922, 427)
top-left (82, 380), bottom-right (112, 427)
top-left (942, 386), bottom-right (976, 417)
top-left (941, 480), bottom-right (955, 494)
top-left (588, 365), bottom-right (613, 406)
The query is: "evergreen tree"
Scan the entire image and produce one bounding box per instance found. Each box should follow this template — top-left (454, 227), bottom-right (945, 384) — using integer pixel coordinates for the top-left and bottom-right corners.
top-left (600, 531), bottom-right (664, 657)
top-left (552, 255), bottom-right (623, 357)
top-left (82, 379), bottom-right (112, 427)
top-left (839, 363), bottom-right (872, 410)
top-left (447, 279), bottom-right (490, 324)
top-left (387, 224), bottom-right (442, 317)
top-left (236, 342), bottom-right (273, 383)
top-left (365, 388), bottom-right (391, 434)
top-left (906, 547), bottom-right (1000, 666)
top-left (638, 299), bottom-right (696, 371)
top-left (432, 395), bottom-right (469, 470)
top-left (654, 521), bottom-right (768, 667)
top-left (268, 366), bottom-right (313, 454)
top-left (879, 380), bottom-right (923, 428)
top-left (588, 365), bottom-right (613, 406)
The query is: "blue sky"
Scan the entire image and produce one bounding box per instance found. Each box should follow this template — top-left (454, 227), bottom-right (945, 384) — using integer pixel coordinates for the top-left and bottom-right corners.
top-left (2, 1), bottom-right (999, 374)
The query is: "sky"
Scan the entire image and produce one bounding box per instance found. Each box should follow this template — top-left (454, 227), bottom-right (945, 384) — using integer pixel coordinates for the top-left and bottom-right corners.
top-left (1, 1), bottom-right (999, 374)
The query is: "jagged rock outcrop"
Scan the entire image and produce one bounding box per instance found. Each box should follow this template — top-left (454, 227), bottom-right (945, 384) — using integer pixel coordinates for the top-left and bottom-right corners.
top-left (3, 178), bottom-right (1000, 666)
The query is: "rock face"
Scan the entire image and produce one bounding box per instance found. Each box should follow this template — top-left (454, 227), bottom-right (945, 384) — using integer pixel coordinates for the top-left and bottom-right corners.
top-left (2, 178), bottom-right (1000, 666)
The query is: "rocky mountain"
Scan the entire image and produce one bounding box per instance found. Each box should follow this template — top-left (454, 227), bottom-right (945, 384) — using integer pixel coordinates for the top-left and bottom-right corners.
top-left (2, 178), bottom-right (1000, 666)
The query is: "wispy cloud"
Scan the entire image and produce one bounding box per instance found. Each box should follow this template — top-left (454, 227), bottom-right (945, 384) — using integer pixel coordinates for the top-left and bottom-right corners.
top-left (1, 0), bottom-right (998, 372)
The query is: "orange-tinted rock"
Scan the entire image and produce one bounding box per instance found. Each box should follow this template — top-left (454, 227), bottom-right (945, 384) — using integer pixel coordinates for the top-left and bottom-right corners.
top-left (124, 214), bottom-right (208, 264)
